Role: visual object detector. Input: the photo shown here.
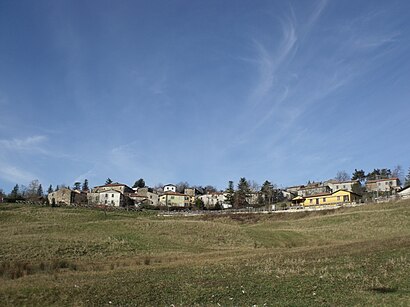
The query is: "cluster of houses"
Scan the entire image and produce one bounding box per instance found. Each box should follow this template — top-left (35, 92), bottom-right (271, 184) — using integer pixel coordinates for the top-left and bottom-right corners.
top-left (46, 176), bottom-right (410, 209)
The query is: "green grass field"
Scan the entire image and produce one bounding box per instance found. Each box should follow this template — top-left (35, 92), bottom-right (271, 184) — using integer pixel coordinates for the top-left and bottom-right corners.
top-left (0, 201), bottom-right (409, 306)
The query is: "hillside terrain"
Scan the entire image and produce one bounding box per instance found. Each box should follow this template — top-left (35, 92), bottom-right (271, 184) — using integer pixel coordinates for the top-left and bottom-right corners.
top-left (0, 201), bottom-right (409, 306)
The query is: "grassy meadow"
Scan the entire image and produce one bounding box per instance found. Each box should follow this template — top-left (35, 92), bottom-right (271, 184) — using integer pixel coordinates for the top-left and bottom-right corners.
top-left (0, 201), bottom-right (409, 306)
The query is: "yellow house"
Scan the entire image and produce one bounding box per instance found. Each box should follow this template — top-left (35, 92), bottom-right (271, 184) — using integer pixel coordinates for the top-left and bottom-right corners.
top-left (292, 190), bottom-right (361, 207)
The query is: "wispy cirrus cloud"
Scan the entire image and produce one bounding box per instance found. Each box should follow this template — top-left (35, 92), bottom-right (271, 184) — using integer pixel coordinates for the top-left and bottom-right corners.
top-left (0, 136), bottom-right (48, 185)
top-left (0, 136), bottom-right (48, 153)
top-left (250, 16), bottom-right (297, 104)
top-left (305, 0), bottom-right (328, 30)
top-left (0, 164), bottom-right (39, 185)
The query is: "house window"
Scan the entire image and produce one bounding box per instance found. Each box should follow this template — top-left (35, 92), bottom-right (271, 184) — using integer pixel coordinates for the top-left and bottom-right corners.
top-left (343, 195), bottom-right (349, 202)
top-left (310, 199), bottom-right (313, 204)
top-left (104, 200), bottom-right (107, 204)
top-left (343, 185), bottom-right (346, 189)
top-left (112, 194), bottom-right (114, 197)
top-left (336, 185), bottom-right (339, 189)
top-left (105, 193), bottom-right (108, 197)
top-left (171, 196), bottom-right (174, 199)
top-left (323, 198), bottom-right (326, 202)
top-left (337, 196), bottom-right (340, 201)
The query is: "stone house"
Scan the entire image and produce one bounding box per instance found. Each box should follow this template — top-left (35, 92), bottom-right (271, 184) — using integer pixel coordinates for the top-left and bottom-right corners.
top-left (91, 183), bottom-right (134, 194)
top-left (297, 182), bottom-right (331, 197)
top-left (48, 188), bottom-right (87, 206)
top-left (133, 187), bottom-right (159, 206)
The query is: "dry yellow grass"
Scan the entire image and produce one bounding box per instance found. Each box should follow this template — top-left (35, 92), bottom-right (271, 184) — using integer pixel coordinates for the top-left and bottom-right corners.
top-left (0, 201), bottom-right (409, 306)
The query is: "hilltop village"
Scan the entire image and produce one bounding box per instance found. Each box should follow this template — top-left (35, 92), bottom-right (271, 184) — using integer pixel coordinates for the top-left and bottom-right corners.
top-left (41, 174), bottom-right (410, 211)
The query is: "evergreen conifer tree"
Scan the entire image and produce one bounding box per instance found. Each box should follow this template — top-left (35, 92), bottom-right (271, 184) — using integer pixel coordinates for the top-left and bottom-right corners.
top-left (37, 184), bottom-right (43, 197)
top-left (10, 184), bottom-right (19, 199)
top-left (82, 179), bottom-right (89, 191)
top-left (225, 181), bottom-right (235, 207)
top-left (133, 178), bottom-right (145, 188)
top-left (236, 177), bottom-right (251, 208)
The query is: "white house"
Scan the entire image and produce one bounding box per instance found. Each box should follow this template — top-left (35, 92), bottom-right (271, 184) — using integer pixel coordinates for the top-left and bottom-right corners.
top-left (398, 186), bottom-right (410, 199)
top-left (163, 184), bottom-right (177, 193)
top-left (198, 192), bottom-right (226, 208)
top-left (99, 189), bottom-right (124, 207)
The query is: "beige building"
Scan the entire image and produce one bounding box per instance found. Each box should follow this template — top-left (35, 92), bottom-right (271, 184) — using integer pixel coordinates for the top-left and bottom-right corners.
top-left (159, 192), bottom-right (190, 207)
top-left (365, 178), bottom-right (401, 193)
top-left (325, 180), bottom-right (362, 193)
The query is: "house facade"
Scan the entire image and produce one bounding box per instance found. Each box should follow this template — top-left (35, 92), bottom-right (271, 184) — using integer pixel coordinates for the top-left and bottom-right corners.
top-left (48, 188), bottom-right (86, 206)
top-left (159, 192), bottom-right (190, 207)
top-left (127, 193), bottom-right (148, 205)
top-left (297, 183), bottom-right (331, 197)
top-left (99, 190), bottom-right (123, 206)
top-left (198, 192), bottom-right (226, 208)
top-left (133, 187), bottom-right (159, 206)
top-left (92, 183), bottom-right (134, 194)
top-left (365, 178), bottom-right (401, 193)
top-left (293, 190), bottom-right (362, 207)
top-left (88, 183), bottom-right (134, 207)
top-left (325, 180), bottom-right (361, 193)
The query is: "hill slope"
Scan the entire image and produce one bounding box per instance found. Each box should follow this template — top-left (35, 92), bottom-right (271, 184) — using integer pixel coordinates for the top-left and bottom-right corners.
top-left (0, 201), bottom-right (409, 306)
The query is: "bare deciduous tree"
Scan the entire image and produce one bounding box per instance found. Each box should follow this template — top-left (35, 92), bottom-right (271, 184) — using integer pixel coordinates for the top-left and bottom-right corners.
top-left (335, 171), bottom-right (350, 182)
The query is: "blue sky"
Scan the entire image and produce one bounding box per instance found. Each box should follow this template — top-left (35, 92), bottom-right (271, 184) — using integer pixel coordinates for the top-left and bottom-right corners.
top-left (1, 0), bottom-right (410, 192)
